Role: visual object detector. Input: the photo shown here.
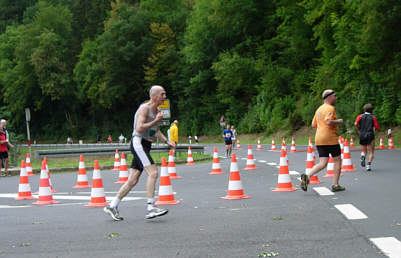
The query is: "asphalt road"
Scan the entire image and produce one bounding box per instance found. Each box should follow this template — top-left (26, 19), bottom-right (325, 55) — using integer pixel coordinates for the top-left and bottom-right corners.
top-left (0, 144), bottom-right (400, 258)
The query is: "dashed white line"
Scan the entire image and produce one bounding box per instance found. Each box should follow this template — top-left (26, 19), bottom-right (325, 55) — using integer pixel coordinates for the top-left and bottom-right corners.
top-left (267, 162), bottom-right (277, 166)
top-left (258, 160), bottom-right (267, 163)
top-left (313, 187), bottom-right (334, 196)
top-left (334, 204), bottom-right (368, 220)
top-left (370, 237), bottom-right (401, 258)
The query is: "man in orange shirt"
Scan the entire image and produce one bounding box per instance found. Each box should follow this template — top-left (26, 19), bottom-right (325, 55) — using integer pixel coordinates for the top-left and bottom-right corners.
top-left (301, 89), bottom-right (345, 192)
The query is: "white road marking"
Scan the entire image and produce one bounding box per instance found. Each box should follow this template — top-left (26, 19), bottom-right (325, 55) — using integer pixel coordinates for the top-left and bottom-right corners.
top-left (0, 205), bottom-right (31, 208)
top-left (258, 160), bottom-right (267, 163)
top-left (241, 158), bottom-right (247, 160)
top-left (276, 166), bottom-right (280, 168)
top-left (289, 171), bottom-right (299, 176)
top-left (313, 187), bottom-right (334, 196)
top-left (297, 177), bottom-right (301, 181)
top-left (267, 162), bottom-right (277, 166)
top-left (370, 237), bottom-right (401, 258)
top-left (334, 204), bottom-right (368, 220)
top-left (0, 193), bottom-right (146, 201)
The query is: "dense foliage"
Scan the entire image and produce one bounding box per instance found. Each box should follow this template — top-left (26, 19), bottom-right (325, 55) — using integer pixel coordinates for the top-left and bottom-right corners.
top-left (0, 0), bottom-right (400, 142)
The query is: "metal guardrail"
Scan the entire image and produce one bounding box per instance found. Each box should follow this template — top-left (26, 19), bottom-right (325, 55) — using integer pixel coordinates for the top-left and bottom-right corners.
top-left (33, 144), bottom-right (205, 159)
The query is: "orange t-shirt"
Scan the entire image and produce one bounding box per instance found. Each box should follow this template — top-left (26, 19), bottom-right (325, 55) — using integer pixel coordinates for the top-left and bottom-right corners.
top-left (312, 103), bottom-right (338, 146)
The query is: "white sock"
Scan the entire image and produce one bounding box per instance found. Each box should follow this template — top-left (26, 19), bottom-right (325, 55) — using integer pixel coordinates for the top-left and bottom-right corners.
top-left (110, 197), bottom-right (121, 209)
top-left (147, 198), bottom-right (154, 210)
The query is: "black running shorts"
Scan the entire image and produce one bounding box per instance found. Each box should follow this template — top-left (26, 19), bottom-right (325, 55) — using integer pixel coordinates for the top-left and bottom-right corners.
top-left (224, 140), bottom-right (232, 145)
top-left (130, 137), bottom-right (154, 172)
top-left (0, 151), bottom-right (8, 159)
top-left (316, 144), bottom-right (341, 158)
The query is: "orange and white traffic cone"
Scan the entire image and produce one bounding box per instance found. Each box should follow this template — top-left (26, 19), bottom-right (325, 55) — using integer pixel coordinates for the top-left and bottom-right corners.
top-left (85, 160), bottom-right (108, 207)
top-left (281, 138), bottom-right (290, 165)
top-left (32, 160), bottom-right (60, 205)
top-left (42, 157), bottom-right (57, 193)
top-left (236, 139), bottom-right (241, 149)
top-left (350, 137), bottom-right (355, 147)
top-left (244, 144), bottom-right (257, 170)
top-left (186, 146), bottom-right (195, 165)
top-left (270, 137), bottom-right (277, 151)
top-left (272, 148), bottom-right (298, 192)
top-left (155, 157), bottom-right (180, 205)
top-left (388, 137), bottom-right (394, 149)
top-left (379, 137), bottom-right (385, 149)
top-left (26, 153), bottom-right (34, 176)
top-left (73, 155), bottom-right (91, 188)
top-left (209, 147), bottom-right (223, 175)
top-left (113, 149), bottom-right (120, 171)
top-left (257, 138), bottom-right (263, 150)
top-left (114, 152), bottom-right (128, 184)
top-left (15, 160), bottom-right (34, 200)
top-left (323, 155), bottom-right (342, 178)
top-left (305, 146), bottom-right (321, 184)
top-left (290, 137), bottom-right (296, 152)
top-left (341, 139), bottom-right (355, 172)
top-left (339, 137), bottom-right (344, 160)
top-left (222, 153), bottom-right (251, 199)
top-left (168, 149), bottom-right (181, 179)
top-left (309, 136), bottom-right (316, 161)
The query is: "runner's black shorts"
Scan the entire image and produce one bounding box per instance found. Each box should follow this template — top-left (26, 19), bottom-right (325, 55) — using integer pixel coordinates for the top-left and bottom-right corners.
top-left (130, 137), bottom-right (154, 172)
top-left (316, 144), bottom-right (341, 158)
top-left (0, 151), bottom-right (8, 159)
top-left (359, 134), bottom-right (375, 145)
top-left (224, 139), bottom-right (232, 145)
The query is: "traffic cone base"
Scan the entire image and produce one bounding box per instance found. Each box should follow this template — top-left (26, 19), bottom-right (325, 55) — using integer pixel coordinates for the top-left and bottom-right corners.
top-left (309, 175), bottom-right (321, 184)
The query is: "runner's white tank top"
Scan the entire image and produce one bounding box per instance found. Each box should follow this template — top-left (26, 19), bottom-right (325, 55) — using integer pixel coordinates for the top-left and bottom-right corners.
top-left (132, 103), bottom-right (159, 141)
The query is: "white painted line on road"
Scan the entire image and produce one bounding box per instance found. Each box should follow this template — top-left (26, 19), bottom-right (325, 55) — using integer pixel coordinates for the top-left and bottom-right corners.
top-left (335, 204), bottom-right (368, 220)
top-left (0, 205), bottom-right (31, 208)
top-left (77, 191), bottom-right (149, 194)
top-left (267, 162), bottom-right (277, 166)
top-left (313, 187), bottom-right (334, 196)
top-left (241, 158), bottom-right (247, 160)
top-left (0, 193), bottom-right (146, 201)
top-left (370, 237), bottom-right (401, 258)
top-left (297, 177), bottom-right (301, 181)
top-left (289, 171), bottom-right (299, 176)
top-left (258, 160), bottom-right (267, 163)
top-left (276, 166), bottom-right (280, 168)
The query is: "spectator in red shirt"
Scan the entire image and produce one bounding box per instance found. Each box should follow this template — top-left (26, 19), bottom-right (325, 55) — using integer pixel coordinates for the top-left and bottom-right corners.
top-left (0, 120), bottom-right (14, 176)
top-left (355, 104), bottom-right (379, 171)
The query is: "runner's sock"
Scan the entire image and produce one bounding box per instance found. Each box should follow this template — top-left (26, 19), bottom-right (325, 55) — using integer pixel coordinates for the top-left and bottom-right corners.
top-left (147, 198), bottom-right (154, 211)
top-left (110, 197), bottom-right (121, 209)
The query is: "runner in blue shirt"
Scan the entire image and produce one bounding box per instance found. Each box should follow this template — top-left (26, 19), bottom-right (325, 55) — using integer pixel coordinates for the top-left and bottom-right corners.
top-left (222, 124), bottom-right (233, 158)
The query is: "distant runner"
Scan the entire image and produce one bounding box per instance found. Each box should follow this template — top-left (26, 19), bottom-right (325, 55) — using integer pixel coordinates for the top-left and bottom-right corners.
top-left (222, 124), bottom-right (233, 158)
top-left (355, 103), bottom-right (379, 171)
